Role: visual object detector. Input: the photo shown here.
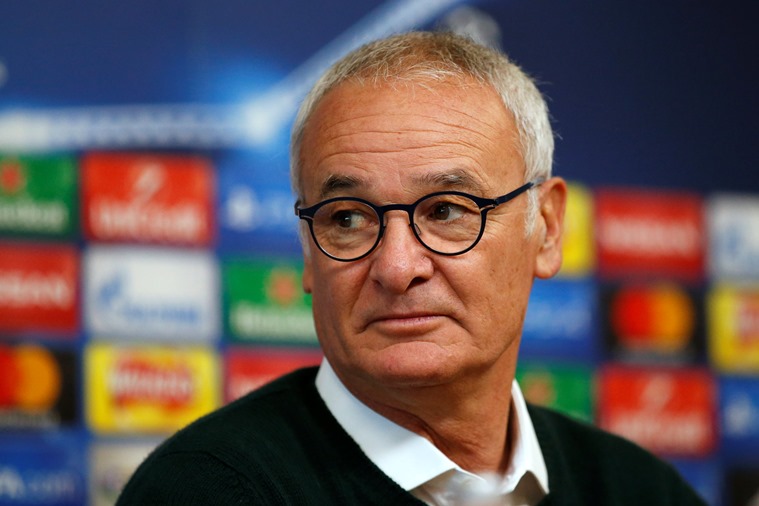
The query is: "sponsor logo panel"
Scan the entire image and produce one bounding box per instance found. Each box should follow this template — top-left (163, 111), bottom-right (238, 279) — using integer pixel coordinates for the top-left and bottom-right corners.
top-left (516, 362), bottom-right (594, 422)
top-left (521, 277), bottom-right (597, 360)
top-left (85, 343), bottom-right (219, 434)
top-left (89, 440), bottom-right (161, 506)
top-left (719, 376), bottom-right (759, 460)
top-left (0, 155), bottom-right (77, 238)
top-left (601, 282), bottom-right (702, 362)
top-left (594, 188), bottom-right (704, 281)
top-left (84, 246), bottom-right (219, 341)
top-left (224, 347), bottom-right (322, 402)
top-left (0, 344), bottom-right (78, 429)
top-left (708, 284), bottom-right (759, 372)
top-left (223, 259), bottom-right (316, 345)
top-left (216, 163), bottom-right (301, 254)
top-left (0, 243), bottom-right (78, 334)
top-left (559, 182), bottom-right (595, 277)
top-left (598, 365), bottom-right (717, 457)
top-left (708, 194), bottom-right (759, 281)
top-left (0, 434), bottom-right (87, 505)
top-left (81, 152), bottom-right (214, 246)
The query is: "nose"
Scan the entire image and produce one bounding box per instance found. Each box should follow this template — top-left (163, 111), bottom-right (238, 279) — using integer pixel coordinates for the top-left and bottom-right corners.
top-left (367, 212), bottom-right (434, 293)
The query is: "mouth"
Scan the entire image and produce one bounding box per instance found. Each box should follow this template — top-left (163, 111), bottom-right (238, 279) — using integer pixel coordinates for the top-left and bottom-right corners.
top-left (365, 313), bottom-right (448, 336)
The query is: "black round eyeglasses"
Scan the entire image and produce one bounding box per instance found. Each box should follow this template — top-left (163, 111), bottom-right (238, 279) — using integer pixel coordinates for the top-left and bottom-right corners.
top-left (294, 179), bottom-right (541, 262)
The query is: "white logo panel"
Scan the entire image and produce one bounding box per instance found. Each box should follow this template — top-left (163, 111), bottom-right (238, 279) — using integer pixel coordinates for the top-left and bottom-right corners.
top-left (84, 246), bottom-right (219, 341)
top-left (709, 194), bottom-right (759, 281)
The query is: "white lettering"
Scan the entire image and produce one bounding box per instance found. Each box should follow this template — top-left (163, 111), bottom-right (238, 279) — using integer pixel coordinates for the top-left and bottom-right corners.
top-left (231, 302), bottom-right (316, 341)
top-left (0, 199), bottom-right (68, 232)
top-left (90, 200), bottom-right (204, 242)
top-left (26, 471), bottom-right (78, 500)
top-left (0, 467), bottom-right (79, 501)
top-left (0, 271), bottom-right (73, 308)
top-left (609, 412), bottom-right (711, 453)
top-left (109, 364), bottom-right (194, 404)
top-left (600, 216), bottom-right (700, 257)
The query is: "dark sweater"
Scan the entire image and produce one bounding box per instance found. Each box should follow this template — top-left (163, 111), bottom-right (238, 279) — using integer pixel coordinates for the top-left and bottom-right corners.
top-left (117, 367), bottom-right (706, 505)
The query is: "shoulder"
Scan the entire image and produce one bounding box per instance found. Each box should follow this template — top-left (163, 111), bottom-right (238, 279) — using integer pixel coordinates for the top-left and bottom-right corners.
top-left (528, 403), bottom-right (655, 462)
top-left (527, 404), bottom-right (706, 505)
top-left (159, 366), bottom-right (322, 452)
top-left (118, 367), bottom-right (328, 504)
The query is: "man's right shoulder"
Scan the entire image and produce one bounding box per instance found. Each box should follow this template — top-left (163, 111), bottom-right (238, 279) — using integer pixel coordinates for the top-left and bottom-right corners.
top-left (157, 365), bottom-right (322, 456)
top-left (116, 366), bottom-right (327, 505)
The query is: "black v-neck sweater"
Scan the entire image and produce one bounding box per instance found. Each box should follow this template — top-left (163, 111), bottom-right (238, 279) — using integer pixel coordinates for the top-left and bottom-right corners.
top-left (117, 367), bottom-right (706, 505)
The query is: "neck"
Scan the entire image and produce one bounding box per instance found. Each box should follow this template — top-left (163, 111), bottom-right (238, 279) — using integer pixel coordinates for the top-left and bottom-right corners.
top-left (340, 361), bottom-right (517, 475)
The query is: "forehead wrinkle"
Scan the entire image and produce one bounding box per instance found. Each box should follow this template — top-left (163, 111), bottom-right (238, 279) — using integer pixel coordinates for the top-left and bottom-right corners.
top-left (322, 103), bottom-right (502, 137)
top-left (318, 109), bottom-right (411, 138)
top-left (431, 113), bottom-right (515, 152)
top-left (314, 101), bottom-right (510, 153)
top-left (317, 129), bottom-right (501, 159)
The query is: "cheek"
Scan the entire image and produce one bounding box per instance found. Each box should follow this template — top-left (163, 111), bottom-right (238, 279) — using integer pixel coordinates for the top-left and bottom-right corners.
top-left (308, 269), bottom-right (344, 357)
top-left (309, 263), bottom-right (372, 365)
top-left (308, 261), bottom-right (363, 326)
top-left (463, 244), bottom-right (535, 333)
top-left (309, 264), bottom-right (338, 318)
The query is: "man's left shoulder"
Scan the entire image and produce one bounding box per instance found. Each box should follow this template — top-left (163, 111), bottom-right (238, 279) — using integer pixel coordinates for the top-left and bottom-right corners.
top-left (527, 403), bottom-right (657, 462)
top-left (527, 404), bottom-right (707, 505)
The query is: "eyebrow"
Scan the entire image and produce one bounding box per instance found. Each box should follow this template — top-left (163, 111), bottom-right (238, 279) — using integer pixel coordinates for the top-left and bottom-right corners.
top-left (319, 174), bottom-right (363, 199)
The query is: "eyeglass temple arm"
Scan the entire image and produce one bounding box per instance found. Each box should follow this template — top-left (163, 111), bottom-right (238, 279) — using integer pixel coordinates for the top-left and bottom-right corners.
top-left (492, 178), bottom-right (545, 206)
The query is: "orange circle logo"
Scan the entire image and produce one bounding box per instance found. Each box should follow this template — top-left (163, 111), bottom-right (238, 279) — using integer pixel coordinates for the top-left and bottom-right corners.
top-left (0, 344), bottom-right (61, 411)
top-left (611, 283), bottom-right (695, 353)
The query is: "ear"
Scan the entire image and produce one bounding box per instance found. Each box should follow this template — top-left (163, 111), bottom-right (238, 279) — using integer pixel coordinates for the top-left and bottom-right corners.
top-left (534, 177), bottom-right (567, 279)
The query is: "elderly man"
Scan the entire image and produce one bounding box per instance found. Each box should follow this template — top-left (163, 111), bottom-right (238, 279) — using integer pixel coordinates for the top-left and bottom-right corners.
top-left (117, 32), bottom-right (705, 505)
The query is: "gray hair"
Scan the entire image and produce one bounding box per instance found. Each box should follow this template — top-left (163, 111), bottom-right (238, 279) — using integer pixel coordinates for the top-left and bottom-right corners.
top-left (290, 31), bottom-right (554, 228)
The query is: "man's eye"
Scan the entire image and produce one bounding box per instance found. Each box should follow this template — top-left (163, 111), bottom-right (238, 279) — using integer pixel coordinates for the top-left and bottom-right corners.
top-left (431, 202), bottom-right (465, 221)
top-left (331, 210), bottom-right (366, 229)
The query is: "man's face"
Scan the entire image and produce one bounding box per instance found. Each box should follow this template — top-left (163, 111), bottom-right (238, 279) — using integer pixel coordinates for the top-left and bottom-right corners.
top-left (298, 78), bottom-right (564, 394)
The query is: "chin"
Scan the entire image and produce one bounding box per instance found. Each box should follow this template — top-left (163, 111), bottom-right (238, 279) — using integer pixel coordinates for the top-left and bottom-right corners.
top-left (358, 343), bottom-right (463, 388)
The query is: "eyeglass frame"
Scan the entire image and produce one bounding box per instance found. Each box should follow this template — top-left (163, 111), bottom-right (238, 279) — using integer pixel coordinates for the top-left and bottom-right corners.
top-left (294, 178), bottom-right (544, 262)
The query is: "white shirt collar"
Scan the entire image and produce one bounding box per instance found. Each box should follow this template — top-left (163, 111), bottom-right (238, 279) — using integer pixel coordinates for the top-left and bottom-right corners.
top-left (315, 359), bottom-right (549, 497)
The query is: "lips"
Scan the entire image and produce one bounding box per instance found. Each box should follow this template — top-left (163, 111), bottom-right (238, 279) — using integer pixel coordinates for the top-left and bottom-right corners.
top-left (362, 311), bottom-right (450, 336)
top-left (371, 312), bottom-right (439, 322)
top-left (357, 293), bottom-right (458, 335)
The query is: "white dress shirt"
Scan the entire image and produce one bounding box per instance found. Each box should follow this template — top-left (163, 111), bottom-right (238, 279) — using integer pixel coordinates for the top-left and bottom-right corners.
top-left (315, 359), bottom-right (549, 506)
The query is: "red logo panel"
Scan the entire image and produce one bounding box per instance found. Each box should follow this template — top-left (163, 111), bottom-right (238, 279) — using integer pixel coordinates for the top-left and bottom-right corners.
top-left (82, 152), bottom-right (214, 246)
top-left (595, 189), bottom-right (704, 281)
top-left (0, 243), bottom-right (78, 334)
top-left (598, 365), bottom-right (716, 457)
top-left (224, 348), bottom-right (322, 403)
